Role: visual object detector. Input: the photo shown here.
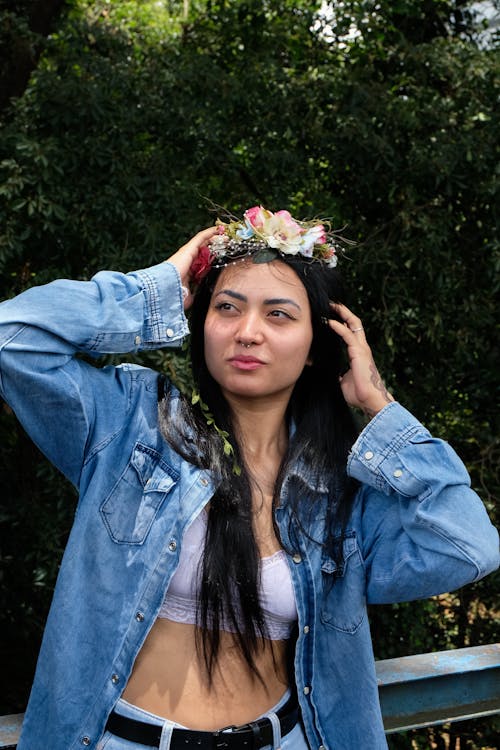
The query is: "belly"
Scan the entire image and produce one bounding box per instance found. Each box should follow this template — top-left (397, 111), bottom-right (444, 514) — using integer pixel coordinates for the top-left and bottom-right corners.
top-left (121, 618), bottom-right (290, 729)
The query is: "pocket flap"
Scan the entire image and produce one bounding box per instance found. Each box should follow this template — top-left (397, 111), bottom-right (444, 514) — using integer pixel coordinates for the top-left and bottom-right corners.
top-left (131, 443), bottom-right (179, 493)
top-left (321, 533), bottom-right (358, 576)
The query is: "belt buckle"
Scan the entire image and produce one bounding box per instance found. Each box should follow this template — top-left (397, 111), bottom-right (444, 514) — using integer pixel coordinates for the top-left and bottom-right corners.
top-left (213, 724), bottom-right (237, 750)
top-left (213, 722), bottom-right (254, 750)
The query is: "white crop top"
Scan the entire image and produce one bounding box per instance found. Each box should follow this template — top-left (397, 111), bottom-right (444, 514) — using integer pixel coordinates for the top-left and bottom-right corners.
top-left (158, 510), bottom-right (298, 640)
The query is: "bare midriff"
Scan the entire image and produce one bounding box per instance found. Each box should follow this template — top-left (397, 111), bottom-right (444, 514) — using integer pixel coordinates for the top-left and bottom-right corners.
top-left (121, 618), bottom-right (290, 730)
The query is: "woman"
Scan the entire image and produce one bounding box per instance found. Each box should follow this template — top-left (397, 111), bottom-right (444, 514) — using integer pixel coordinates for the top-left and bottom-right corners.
top-left (0, 207), bottom-right (498, 750)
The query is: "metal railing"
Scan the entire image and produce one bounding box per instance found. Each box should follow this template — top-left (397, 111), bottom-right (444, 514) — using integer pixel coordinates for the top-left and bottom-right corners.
top-left (1, 644), bottom-right (499, 749)
top-left (377, 644), bottom-right (500, 733)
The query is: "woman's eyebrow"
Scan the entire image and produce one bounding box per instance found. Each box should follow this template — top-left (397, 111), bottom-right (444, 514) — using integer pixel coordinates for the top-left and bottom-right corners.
top-left (214, 289), bottom-right (247, 302)
top-left (214, 289), bottom-right (301, 311)
top-left (264, 297), bottom-right (301, 311)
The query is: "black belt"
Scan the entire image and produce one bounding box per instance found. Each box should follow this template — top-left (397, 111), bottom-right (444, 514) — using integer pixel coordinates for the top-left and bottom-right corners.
top-left (105, 695), bottom-right (299, 750)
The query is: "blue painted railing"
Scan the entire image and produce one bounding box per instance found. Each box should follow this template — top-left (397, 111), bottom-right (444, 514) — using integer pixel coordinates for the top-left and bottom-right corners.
top-left (1, 644), bottom-right (499, 748)
top-left (377, 643), bottom-right (500, 733)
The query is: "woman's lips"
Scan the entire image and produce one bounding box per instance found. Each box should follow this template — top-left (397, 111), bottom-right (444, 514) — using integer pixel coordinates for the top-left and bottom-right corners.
top-left (228, 355), bottom-right (266, 371)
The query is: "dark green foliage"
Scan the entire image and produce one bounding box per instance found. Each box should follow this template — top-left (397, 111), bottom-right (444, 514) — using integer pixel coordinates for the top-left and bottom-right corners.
top-left (0, 1), bottom-right (498, 744)
top-left (0, 405), bottom-right (76, 712)
top-left (0, 1), bottom-right (69, 111)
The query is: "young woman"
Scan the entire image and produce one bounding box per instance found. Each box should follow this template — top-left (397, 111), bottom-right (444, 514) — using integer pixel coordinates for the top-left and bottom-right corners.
top-left (0, 207), bottom-right (498, 750)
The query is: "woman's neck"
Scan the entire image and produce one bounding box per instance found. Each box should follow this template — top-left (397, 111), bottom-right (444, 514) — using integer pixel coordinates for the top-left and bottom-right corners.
top-left (226, 394), bottom-right (289, 464)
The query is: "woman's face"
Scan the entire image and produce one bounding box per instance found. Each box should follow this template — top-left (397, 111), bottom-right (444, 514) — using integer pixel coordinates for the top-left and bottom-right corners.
top-left (204, 260), bottom-right (313, 405)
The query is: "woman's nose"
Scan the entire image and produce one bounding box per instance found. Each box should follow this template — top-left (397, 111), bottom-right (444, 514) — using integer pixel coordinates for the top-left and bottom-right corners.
top-left (236, 311), bottom-right (264, 346)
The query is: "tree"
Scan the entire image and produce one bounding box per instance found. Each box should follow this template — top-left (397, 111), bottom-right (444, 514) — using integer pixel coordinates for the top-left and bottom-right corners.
top-left (0, 0), bottom-right (69, 113)
top-left (0, 2), bottom-right (498, 745)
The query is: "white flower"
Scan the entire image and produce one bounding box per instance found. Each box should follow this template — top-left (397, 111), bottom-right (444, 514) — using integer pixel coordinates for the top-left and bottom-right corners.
top-left (260, 210), bottom-right (303, 254)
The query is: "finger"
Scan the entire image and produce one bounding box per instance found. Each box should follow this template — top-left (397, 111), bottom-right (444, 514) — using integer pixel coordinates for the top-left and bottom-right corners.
top-left (329, 302), bottom-right (365, 335)
top-left (328, 313), bottom-right (367, 349)
top-left (178, 226), bottom-right (218, 256)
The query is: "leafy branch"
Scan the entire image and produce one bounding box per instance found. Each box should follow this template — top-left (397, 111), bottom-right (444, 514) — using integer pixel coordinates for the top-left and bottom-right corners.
top-left (190, 391), bottom-right (241, 476)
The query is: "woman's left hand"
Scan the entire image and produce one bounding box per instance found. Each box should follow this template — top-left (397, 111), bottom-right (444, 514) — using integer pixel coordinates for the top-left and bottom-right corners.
top-left (328, 303), bottom-right (395, 418)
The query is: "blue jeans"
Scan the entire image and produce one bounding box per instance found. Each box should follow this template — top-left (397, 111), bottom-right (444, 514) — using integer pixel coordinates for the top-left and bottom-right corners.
top-left (97, 689), bottom-right (308, 750)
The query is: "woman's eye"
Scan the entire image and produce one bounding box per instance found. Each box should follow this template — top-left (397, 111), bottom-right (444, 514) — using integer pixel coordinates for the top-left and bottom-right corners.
top-left (269, 309), bottom-right (293, 319)
top-left (214, 302), bottom-right (237, 313)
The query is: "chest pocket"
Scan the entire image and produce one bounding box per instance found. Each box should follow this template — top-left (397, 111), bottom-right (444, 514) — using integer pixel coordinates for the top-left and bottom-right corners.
top-left (100, 443), bottom-right (178, 544)
top-left (320, 532), bottom-right (366, 633)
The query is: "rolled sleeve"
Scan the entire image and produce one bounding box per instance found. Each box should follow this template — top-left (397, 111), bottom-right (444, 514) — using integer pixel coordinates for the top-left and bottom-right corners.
top-left (347, 402), bottom-right (431, 494)
top-left (127, 261), bottom-right (189, 349)
top-left (348, 403), bottom-right (499, 598)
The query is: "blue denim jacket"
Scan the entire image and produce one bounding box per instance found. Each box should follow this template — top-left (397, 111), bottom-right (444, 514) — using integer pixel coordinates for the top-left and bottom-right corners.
top-left (0, 261), bottom-right (498, 750)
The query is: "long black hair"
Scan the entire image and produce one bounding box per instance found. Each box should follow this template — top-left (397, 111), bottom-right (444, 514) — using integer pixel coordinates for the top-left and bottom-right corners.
top-left (158, 255), bottom-right (360, 683)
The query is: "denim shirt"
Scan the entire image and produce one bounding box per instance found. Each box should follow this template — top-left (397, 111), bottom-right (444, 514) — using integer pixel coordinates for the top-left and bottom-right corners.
top-left (0, 261), bottom-right (498, 750)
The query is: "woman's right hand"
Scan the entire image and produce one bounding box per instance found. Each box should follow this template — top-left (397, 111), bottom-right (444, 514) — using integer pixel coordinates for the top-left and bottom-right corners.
top-left (167, 227), bottom-right (218, 310)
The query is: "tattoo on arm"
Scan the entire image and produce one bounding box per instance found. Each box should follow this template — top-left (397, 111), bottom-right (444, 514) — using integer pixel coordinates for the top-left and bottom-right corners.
top-left (363, 363), bottom-right (394, 417)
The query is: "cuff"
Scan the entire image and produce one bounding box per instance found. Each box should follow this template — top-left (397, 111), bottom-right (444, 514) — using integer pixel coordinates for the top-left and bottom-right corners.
top-left (347, 402), bottom-right (431, 493)
top-left (131, 261), bottom-right (189, 348)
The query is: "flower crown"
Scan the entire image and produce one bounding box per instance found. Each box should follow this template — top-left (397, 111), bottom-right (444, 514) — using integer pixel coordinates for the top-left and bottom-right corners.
top-left (190, 206), bottom-right (344, 283)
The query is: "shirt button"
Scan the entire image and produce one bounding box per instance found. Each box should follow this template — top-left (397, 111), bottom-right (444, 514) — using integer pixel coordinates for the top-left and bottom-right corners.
top-left (168, 539), bottom-right (177, 552)
top-left (292, 553), bottom-right (302, 564)
top-left (364, 451), bottom-right (374, 460)
top-left (303, 625), bottom-right (310, 634)
top-left (136, 611), bottom-right (145, 622)
top-left (319, 745), bottom-right (326, 750)
top-left (134, 335), bottom-right (141, 345)
top-left (393, 469), bottom-right (403, 478)
top-left (81, 738), bottom-right (91, 746)
top-left (303, 686), bottom-right (310, 695)
top-left (200, 477), bottom-right (209, 487)
top-left (166, 328), bottom-right (174, 337)
top-left (111, 673), bottom-right (119, 684)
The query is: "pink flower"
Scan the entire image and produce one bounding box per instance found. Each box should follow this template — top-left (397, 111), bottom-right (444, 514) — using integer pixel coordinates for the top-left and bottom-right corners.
top-left (190, 244), bottom-right (214, 284)
top-left (244, 206), bottom-right (267, 229)
top-left (312, 224), bottom-right (327, 244)
top-left (274, 210), bottom-right (301, 229)
top-left (300, 224), bottom-right (327, 255)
